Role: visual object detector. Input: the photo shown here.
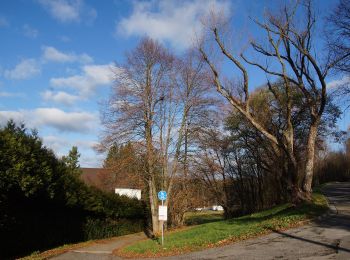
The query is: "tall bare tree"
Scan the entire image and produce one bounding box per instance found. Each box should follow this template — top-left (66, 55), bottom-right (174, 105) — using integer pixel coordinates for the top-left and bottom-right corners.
top-left (327, 0), bottom-right (350, 74)
top-left (326, 0), bottom-right (350, 106)
top-left (167, 50), bottom-right (215, 226)
top-left (101, 39), bottom-right (214, 233)
top-left (102, 38), bottom-right (176, 235)
top-left (199, 1), bottom-right (336, 202)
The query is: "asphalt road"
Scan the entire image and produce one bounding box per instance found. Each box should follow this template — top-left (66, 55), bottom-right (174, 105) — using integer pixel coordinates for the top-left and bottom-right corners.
top-left (51, 182), bottom-right (350, 260)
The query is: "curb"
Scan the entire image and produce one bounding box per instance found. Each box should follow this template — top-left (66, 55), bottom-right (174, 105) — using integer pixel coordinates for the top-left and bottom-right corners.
top-left (336, 235), bottom-right (350, 260)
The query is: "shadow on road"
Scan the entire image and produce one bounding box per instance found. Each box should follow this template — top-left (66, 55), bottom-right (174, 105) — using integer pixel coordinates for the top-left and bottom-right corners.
top-left (270, 229), bottom-right (350, 253)
top-left (314, 214), bottom-right (350, 232)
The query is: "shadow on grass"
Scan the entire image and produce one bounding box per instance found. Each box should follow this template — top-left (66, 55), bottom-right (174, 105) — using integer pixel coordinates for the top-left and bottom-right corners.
top-left (185, 211), bottom-right (224, 226)
top-left (224, 202), bottom-right (328, 226)
top-left (185, 217), bottom-right (224, 226)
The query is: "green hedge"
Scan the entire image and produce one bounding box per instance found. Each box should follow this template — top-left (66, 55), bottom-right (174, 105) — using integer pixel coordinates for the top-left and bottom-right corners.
top-left (0, 121), bottom-right (145, 259)
top-left (84, 218), bottom-right (144, 240)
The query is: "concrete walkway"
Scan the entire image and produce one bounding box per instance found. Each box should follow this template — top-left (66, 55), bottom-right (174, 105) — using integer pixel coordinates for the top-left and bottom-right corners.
top-left (51, 182), bottom-right (350, 260)
top-left (51, 232), bottom-right (146, 260)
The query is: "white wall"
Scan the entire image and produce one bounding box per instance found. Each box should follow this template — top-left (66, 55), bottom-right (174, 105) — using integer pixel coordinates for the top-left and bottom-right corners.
top-left (115, 188), bottom-right (141, 200)
top-left (212, 205), bottom-right (224, 211)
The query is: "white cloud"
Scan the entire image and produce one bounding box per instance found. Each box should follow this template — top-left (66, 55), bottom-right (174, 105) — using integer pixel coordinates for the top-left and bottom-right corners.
top-left (327, 76), bottom-right (350, 89)
top-left (83, 64), bottom-right (113, 84)
top-left (37, 0), bottom-right (97, 24)
top-left (4, 59), bottom-right (41, 80)
top-left (22, 24), bottom-right (39, 38)
top-left (41, 90), bottom-right (80, 105)
top-left (50, 63), bottom-right (114, 97)
top-left (35, 108), bottom-right (98, 132)
top-left (117, 0), bottom-right (231, 49)
top-left (42, 135), bottom-right (70, 153)
top-left (42, 46), bottom-right (93, 64)
top-left (43, 135), bottom-right (97, 152)
top-left (0, 16), bottom-right (9, 27)
top-left (0, 108), bottom-right (99, 133)
top-left (42, 135), bottom-right (103, 167)
top-left (0, 111), bottom-right (25, 123)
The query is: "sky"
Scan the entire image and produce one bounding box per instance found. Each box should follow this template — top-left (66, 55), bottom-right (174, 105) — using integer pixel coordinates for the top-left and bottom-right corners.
top-left (0, 0), bottom-right (348, 167)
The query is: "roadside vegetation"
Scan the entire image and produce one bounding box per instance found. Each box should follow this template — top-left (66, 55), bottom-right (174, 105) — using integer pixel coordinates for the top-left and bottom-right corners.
top-left (116, 192), bottom-right (328, 258)
top-left (0, 121), bottom-right (145, 259)
top-left (2, 0), bottom-right (350, 258)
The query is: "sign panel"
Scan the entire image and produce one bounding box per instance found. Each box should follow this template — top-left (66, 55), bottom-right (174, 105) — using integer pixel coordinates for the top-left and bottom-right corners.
top-left (159, 205), bottom-right (167, 221)
top-left (158, 190), bottom-right (167, 201)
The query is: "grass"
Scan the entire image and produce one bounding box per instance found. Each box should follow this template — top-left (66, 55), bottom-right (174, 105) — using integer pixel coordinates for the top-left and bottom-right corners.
top-left (117, 192), bottom-right (328, 258)
top-left (184, 210), bottom-right (224, 225)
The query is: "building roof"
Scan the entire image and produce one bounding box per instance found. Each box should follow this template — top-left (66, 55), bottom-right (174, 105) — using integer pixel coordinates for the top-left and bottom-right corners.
top-left (80, 167), bottom-right (144, 191)
top-left (80, 168), bottom-right (112, 191)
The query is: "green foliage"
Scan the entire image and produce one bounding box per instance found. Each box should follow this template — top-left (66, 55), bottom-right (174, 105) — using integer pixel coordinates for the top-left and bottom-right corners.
top-left (84, 218), bottom-right (144, 240)
top-left (0, 121), bottom-right (145, 259)
top-left (62, 146), bottom-right (81, 176)
top-left (0, 121), bottom-right (60, 199)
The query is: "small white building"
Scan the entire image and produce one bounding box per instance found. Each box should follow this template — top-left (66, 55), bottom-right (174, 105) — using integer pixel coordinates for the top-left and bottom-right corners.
top-left (212, 205), bottom-right (224, 211)
top-left (115, 188), bottom-right (141, 200)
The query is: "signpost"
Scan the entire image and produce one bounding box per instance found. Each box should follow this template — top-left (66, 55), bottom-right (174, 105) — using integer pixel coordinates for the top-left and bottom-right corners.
top-left (158, 190), bottom-right (167, 246)
top-left (158, 191), bottom-right (167, 201)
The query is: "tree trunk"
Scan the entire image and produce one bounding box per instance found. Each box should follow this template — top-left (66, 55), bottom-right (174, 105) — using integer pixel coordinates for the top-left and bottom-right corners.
top-left (303, 123), bottom-right (318, 197)
top-left (148, 178), bottom-right (160, 236)
top-left (284, 154), bottom-right (308, 205)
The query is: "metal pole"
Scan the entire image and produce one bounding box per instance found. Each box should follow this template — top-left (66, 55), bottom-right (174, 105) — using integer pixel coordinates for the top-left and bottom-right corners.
top-left (161, 199), bottom-right (164, 246)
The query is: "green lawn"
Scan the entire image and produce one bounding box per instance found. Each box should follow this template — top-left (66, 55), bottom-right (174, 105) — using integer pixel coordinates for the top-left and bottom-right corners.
top-left (118, 193), bottom-right (328, 257)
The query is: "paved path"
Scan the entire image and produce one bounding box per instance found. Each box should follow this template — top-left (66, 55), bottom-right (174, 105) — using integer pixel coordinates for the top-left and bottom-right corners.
top-left (51, 232), bottom-right (146, 260)
top-left (51, 182), bottom-right (350, 260)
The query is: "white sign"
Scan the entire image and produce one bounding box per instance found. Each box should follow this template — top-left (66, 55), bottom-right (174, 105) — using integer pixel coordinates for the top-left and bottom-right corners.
top-left (159, 205), bottom-right (167, 221)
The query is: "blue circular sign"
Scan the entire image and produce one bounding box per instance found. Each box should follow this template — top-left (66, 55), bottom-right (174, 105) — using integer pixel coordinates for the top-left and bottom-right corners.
top-left (158, 191), bottom-right (167, 201)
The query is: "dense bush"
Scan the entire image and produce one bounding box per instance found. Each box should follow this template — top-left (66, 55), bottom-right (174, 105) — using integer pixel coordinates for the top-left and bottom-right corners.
top-left (0, 121), bottom-right (145, 259)
top-left (84, 218), bottom-right (144, 240)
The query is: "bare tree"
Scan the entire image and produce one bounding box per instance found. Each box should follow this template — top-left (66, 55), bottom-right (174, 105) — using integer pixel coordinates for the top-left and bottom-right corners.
top-left (101, 39), bottom-right (214, 233)
top-left (102, 38), bottom-right (176, 235)
top-left (326, 0), bottom-right (350, 106)
top-left (98, 142), bottom-right (144, 192)
top-left (167, 49), bottom-right (217, 226)
top-left (327, 0), bottom-right (350, 74)
top-left (199, 1), bottom-right (336, 202)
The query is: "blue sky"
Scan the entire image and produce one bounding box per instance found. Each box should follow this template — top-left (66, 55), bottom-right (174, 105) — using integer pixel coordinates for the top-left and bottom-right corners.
top-left (0, 0), bottom-right (348, 167)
